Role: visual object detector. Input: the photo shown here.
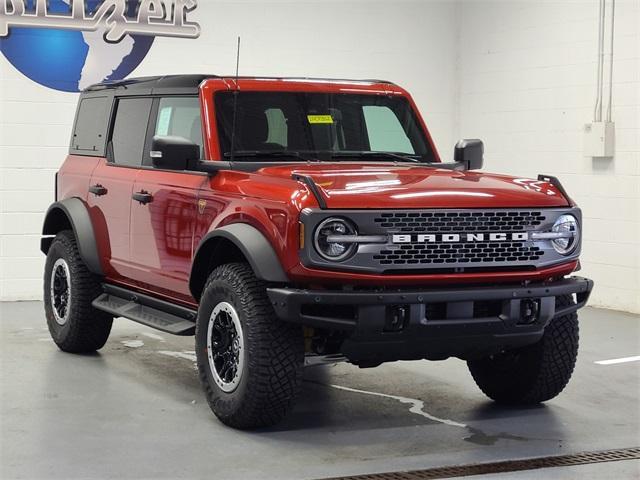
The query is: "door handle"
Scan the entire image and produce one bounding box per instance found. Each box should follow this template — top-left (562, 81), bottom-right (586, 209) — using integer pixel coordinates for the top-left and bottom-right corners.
top-left (89, 184), bottom-right (108, 196)
top-left (132, 191), bottom-right (153, 205)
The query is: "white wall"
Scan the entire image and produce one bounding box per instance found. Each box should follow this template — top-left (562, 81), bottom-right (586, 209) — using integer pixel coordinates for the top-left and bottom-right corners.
top-left (0, 0), bottom-right (460, 300)
top-left (1, 0), bottom-right (639, 313)
top-left (456, 0), bottom-right (640, 313)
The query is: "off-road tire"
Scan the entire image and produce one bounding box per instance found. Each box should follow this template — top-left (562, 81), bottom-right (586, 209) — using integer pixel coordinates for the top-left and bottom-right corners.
top-left (196, 263), bottom-right (304, 429)
top-left (44, 230), bottom-right (113, 352)
top-left (467, 294), bottom-right (579, 404)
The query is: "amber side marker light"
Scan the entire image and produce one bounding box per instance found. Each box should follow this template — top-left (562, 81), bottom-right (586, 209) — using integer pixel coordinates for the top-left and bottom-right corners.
top-left (299, 222), bottom-right (305, 249)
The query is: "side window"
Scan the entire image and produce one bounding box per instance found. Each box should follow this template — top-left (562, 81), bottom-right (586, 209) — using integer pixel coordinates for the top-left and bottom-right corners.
top-left (110, 97), bottom-right (153, 167)
top-left (363, 105), bottom-right (415, 154)
top-left (71, 96), bottom-right (110, 154)
top-left (154, 97), bottom-right (203, 158)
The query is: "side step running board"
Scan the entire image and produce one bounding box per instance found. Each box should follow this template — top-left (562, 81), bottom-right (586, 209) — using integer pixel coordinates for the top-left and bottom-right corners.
top-left (92, 284), bottom-right (197, 336)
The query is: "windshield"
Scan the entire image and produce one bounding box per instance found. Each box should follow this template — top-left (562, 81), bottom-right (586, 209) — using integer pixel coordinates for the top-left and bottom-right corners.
top-left (214, 91), bottom-right (436, 162)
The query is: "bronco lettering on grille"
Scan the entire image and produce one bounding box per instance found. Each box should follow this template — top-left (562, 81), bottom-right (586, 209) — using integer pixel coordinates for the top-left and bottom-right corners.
top-left (391, 232), bottom-right (529, 243)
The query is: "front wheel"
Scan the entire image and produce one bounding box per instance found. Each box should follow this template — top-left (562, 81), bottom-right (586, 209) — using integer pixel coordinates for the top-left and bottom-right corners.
top-left (467, 294), bottom-right (579, 404)
top-left (195, 263), bottom-right (304, 429)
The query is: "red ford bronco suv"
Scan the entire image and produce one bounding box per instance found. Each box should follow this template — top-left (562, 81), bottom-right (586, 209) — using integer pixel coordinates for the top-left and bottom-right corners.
top-left (42, 75), bottom-right (593, 429)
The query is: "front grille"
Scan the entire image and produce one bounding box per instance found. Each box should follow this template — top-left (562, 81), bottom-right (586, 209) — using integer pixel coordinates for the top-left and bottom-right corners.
top-left (301, 207), bottom-right (580, 274)
top-left (374, 210), bottom-right (546, 233)
top-left (372, 210), bottom-right (547, 267)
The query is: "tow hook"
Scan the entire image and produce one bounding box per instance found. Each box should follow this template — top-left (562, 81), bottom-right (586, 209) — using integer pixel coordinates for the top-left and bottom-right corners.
top-left (385, 305), bottom-right (409, 332)
top-left (519, 299), bottom-right (540, 325)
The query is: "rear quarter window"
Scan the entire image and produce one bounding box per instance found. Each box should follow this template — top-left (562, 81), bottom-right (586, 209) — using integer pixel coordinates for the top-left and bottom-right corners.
top-left (70, 96), bottom-right (111, 155)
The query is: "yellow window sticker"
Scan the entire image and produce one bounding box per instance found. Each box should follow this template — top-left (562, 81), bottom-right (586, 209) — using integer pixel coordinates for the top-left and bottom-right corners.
top-left (307, 115), bottom-right (334, 124)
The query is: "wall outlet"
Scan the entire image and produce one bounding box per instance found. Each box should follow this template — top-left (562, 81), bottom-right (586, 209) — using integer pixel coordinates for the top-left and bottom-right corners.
top-left (583, 121), bottom-right (615, 158)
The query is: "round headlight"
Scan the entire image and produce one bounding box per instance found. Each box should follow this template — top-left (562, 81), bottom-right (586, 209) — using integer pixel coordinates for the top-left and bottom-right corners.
top-left (551, 214), bottom-right (580, 254)
top-left (313, 217), bottom-right (357, 261)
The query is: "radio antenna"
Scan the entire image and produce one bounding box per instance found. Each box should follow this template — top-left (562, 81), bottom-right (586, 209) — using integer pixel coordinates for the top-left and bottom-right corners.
top-left (229, 36), bottom-right (241, 164)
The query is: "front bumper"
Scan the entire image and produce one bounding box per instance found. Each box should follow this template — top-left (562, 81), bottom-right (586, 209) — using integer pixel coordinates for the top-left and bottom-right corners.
top-left (267, 276), bottom-right (593, 363)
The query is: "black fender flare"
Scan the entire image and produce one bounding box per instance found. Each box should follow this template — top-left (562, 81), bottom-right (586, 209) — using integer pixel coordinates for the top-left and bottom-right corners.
top-left (41, 198), bottom-right (103, 276)
top-left (190, 224), bottom-right (288, 298)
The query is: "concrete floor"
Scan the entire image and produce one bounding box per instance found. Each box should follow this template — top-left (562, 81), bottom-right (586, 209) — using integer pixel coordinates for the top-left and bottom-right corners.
top-left (1, 301), bottom-right (638, 480)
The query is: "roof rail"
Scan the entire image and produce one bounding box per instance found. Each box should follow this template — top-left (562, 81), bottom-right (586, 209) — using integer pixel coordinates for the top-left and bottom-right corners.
top-left (83, 74), bottom-right (395, 92)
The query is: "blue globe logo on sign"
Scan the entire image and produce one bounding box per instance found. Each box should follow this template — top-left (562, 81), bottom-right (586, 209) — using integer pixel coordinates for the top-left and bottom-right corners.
top-left (0, 1), bottom-right (153, 92)
top-left (0, 1), bottom-right (200, 93)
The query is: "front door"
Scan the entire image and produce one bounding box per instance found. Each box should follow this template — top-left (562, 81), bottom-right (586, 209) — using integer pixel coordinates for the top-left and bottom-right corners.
top-left (128, 97), bottom-right (206, 302)
top-left (87, 96), bottom-right (152, 282)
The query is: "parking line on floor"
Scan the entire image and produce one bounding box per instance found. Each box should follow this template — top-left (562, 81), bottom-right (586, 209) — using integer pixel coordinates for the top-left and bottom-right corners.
top-left (328, 383), bottom-right (467, 428)
top-left (140, 332), bottom-right (165, 341)
top-left (158, 350), bottom-right (197, 362)
top-left (594, 355), bottom-right (640, 365)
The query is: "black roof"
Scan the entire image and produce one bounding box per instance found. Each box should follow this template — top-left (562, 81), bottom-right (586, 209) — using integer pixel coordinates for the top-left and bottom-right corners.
top-left (84, 74), bottom-right (213, 95)
top-left (84, 75), bottom-right (395, 95)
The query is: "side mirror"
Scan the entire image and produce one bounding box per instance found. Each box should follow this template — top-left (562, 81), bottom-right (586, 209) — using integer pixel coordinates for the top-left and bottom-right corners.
top-left (454, 139), bottom-right (484, 170)
top-left (150, 136), bottom-right (200, 171)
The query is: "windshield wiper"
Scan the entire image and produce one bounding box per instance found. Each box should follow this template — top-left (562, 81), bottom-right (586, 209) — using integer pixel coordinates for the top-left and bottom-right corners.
top-left (223, 150), bottom-right (319, 161)
top-left (223, 150), bottom-right (426, 164)
top-left (328, 151), bottom-right (422, 163)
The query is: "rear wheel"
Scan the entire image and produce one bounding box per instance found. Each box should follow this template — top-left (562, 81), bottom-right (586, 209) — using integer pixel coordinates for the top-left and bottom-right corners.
top-left (196, 263), bottom-right (304, 429)
top-left (44, 230), bottom-right (113, 352)
top-left (467, 294), bottom-right (579, 404)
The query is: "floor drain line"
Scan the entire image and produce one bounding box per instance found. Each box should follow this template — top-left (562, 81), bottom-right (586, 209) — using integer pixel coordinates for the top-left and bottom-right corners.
top-left (323, 447), bottom-right (640, 480)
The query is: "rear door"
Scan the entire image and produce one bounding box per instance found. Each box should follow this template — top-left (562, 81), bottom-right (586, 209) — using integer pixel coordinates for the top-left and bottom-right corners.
top-left (128, 96), bottom-right (207, 301)
top-left (87, 97), bottom-right (152, 281)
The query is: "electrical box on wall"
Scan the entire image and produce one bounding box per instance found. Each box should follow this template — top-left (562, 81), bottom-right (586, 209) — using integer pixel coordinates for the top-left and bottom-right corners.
top-left (583, 122), bottom-right (615, 158)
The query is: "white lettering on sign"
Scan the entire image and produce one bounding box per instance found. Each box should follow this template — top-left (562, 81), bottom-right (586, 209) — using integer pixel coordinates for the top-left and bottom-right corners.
top-left (0, 0), bottom-right (201, 42)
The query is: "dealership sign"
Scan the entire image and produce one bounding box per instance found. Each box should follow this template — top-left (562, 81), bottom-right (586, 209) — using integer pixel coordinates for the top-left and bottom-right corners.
top-left (0, 0), bottom-right (200, 92)
top-left (0, 0), bottom-right (200, 42)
